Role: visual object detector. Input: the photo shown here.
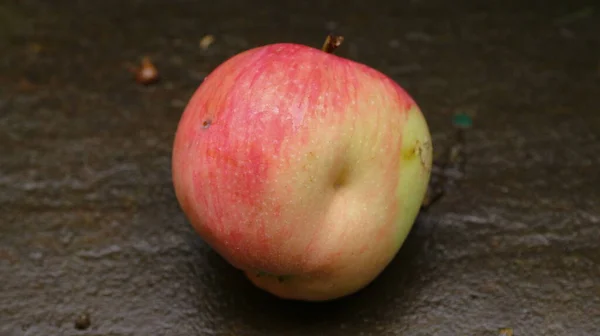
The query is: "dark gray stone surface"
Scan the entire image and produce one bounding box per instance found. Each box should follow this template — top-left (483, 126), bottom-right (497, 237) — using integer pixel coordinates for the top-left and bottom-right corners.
top-left (1, 0), bottom-right (599, 335)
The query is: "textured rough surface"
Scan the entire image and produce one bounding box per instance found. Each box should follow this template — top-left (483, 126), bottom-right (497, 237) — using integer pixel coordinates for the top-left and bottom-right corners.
top-left (1, 0), bottom-right (599, 335)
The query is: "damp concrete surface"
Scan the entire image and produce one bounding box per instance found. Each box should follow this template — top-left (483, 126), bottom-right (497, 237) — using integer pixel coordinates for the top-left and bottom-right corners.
top-left (1, 0), bottom-right (599, 335)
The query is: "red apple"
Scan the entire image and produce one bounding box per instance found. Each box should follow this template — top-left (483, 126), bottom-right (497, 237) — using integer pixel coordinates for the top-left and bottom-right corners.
top-left (171, 42), bottom-right (432, 301)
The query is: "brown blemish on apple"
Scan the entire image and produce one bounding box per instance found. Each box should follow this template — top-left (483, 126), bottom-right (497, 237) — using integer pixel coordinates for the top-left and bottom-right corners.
top-left (302, 152), bottom-right (317, 173)
top-left (418, 140), bottom-right (433, 171)
top-left (332, 166), bottom-right (349, 189)
top-left (402, 140), bottom-right (432, 171)
top-left (204, 147), bottom-right (239, 168)
top-left (255, 270), bottom-right (291, 283)
top-left (402, 142), bottom-right (417, 160)
top-left (202, 119), bottom-right (212, 129)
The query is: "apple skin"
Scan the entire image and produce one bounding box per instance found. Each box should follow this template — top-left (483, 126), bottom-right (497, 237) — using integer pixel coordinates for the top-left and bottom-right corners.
top-left (171, 43), bottom-right (432, 301)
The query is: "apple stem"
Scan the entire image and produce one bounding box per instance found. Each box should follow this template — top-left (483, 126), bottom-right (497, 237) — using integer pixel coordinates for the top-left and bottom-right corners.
top-left (321, 34), bottom-right (344, 53)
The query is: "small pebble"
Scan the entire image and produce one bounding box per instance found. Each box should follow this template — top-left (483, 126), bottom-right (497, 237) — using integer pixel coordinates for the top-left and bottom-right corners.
top-left (59, 228), bottom-right (74, 246)
top-left (170, 99), bottom-right (186, 108)
top-left (29, 251), bottom-right (43, 260)
top-left (405, 31), bottom-right (433, 42)
top-left (388, 39), bottom-right (400, 48)
top-left (74, 313), bottom-right (91, 330)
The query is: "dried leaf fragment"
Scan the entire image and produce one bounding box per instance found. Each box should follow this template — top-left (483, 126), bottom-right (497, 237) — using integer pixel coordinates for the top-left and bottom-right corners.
top-left (134, 56), bottom-right (159, 85)
top-left (200, 35), bottom-right (215, 50)
top-left (28, 43), bottom-right (43, 54)
top-left (16, 78), bottom-right (36, 92)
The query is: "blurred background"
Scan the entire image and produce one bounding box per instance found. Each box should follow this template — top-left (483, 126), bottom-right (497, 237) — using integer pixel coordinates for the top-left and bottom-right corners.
top-left (1, 0), bottom-right (599, 335)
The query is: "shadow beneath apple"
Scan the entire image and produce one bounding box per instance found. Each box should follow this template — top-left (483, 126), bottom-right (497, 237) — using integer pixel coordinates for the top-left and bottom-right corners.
top-left (182, 212), bottom-right (438, 334)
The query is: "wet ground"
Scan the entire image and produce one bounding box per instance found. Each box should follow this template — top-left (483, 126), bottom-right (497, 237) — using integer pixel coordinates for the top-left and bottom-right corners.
top-left (1, 0), bottom-right (599, 335)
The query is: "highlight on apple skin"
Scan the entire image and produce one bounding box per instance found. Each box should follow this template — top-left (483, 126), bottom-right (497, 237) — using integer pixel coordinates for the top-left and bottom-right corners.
top-left (171, 41), bottom-right (433, 301)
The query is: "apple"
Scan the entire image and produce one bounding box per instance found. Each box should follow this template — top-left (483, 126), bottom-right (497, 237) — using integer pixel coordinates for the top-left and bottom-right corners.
top-left (171, 41), bottom-right (433, 301)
